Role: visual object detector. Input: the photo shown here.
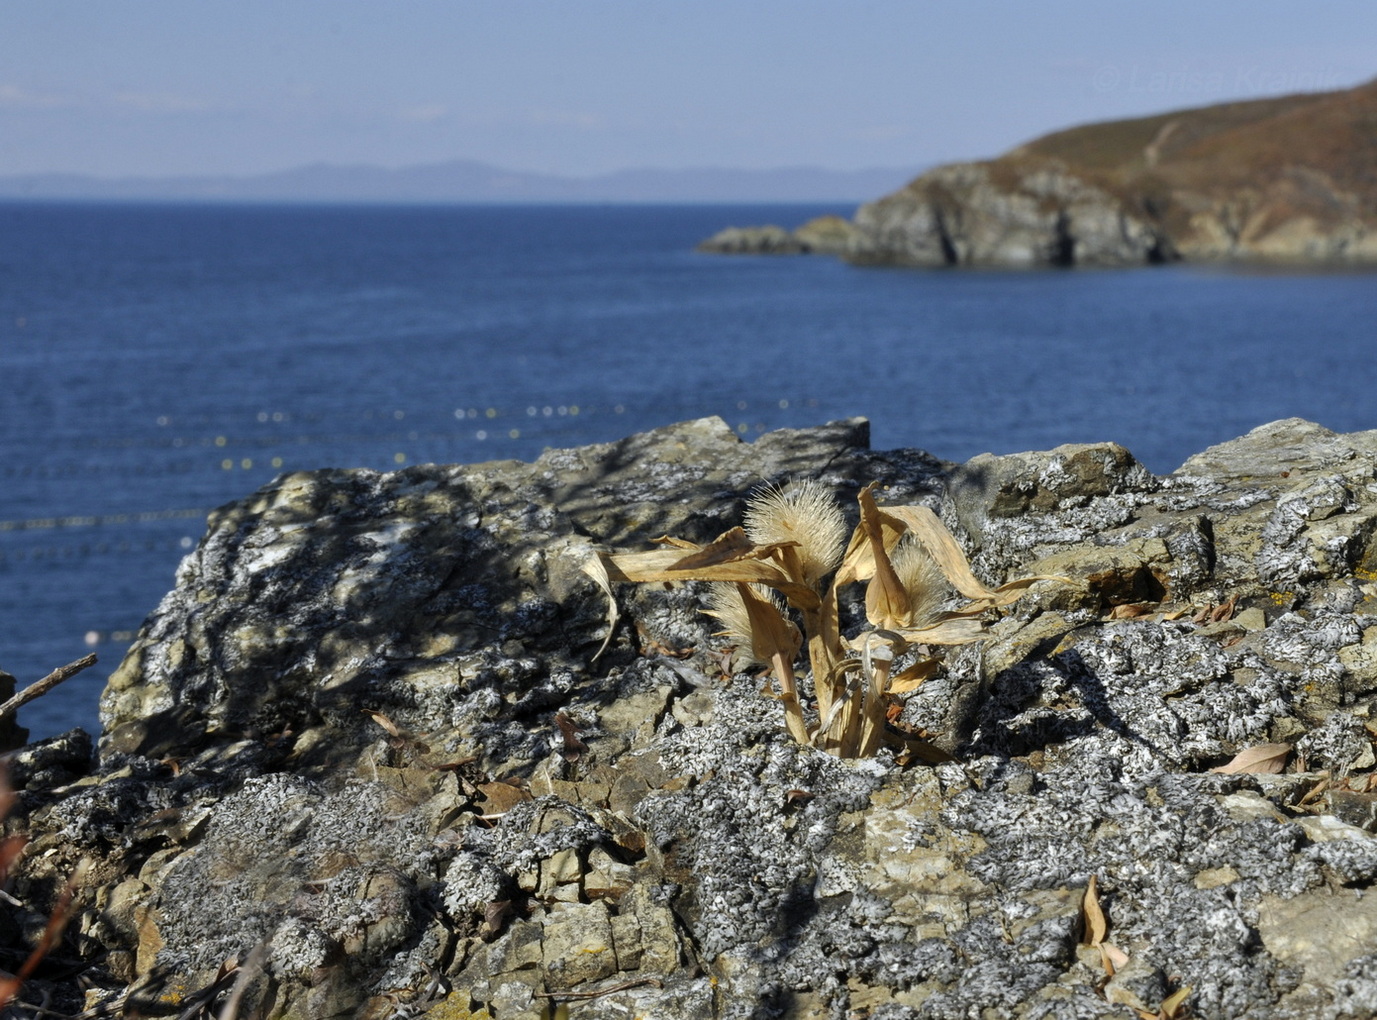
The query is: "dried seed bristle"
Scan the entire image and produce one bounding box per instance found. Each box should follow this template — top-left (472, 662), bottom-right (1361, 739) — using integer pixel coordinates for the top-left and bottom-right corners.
top-left (705, 582), bottom-right (784, 667)
top-left (891, 538), bottom-right (949, 629)
top-left (743, 480), bottom-right (847, 588)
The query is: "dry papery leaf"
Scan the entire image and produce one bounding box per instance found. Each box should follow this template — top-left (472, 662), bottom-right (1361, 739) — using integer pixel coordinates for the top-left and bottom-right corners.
top-left (581, 553), bottom-right (620, 665)
top-left (1211, 742), bottom-right (1291, 775)
top-left (1082, 874), bottom-right (1136, 979)
top-left (1136, 985), bottom-right (1193, 1020)
top-left (363, 708), bottom-right (403, 738)
top-left (477, 780), bottom-right (532, 818)
top-left (591, 481), bottom-right (1063, 758)
top-left (1100, 941), bottom-right (1129, 975)
top-left (1192, 595), bottom-right (1237, 624)
top-left (1081, 874), bottom-right (1108, 947)
top-left (1109, 602), bottom-right (1157, 620)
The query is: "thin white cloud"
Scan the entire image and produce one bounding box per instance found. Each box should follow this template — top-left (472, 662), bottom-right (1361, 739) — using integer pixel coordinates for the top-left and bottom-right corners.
top-left (398, 103), bottom-right (448, 123)
top-left (524, 108), bottom-right (603, 130)
top-left (0, 84), bottom-right (71, 109)
top-left (110, 91), bottom-right (208, 113)
top-left (851, 125), bottom-right (912, 143)
top-left (1, 85), bottom-right (210, 115)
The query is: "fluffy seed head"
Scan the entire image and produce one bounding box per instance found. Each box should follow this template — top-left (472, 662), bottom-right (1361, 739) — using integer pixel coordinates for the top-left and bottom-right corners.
top-left (743, 479), bottom-right (848, 588)
top-left (706, 582), bottom-right (790, 667)
top-left (891, 538), bottom-right (950, 629)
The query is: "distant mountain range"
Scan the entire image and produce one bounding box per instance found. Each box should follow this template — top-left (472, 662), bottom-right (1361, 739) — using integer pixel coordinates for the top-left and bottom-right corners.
top-left (0, 160), bottom-right (925, 205)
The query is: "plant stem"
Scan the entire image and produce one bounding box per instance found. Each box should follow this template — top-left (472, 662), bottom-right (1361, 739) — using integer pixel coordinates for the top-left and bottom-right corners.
top-left (772, 651), bottom-right (812, 745)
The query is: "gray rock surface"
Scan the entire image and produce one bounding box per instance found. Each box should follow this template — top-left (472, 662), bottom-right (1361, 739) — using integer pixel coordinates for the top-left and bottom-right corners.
top-left (9, 415), bottom-right (1377, 1019)
top-left (848, 161), bottom-right (1174, 268)
top-left (698, 215), bottom-right (864, 257)
top-left (697, 224), bottom-right (808, 255)
top-left (698, 162), bottom-right (1175, 268)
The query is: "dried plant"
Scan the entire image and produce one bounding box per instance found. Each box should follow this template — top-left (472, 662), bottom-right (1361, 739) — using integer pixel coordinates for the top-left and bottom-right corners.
top-left (0, 655), bottom-right (99, 1011)
top-left (0, 773), bottom-right (87, 1010)
top-left (587, 482), bottom-right (1060, 759)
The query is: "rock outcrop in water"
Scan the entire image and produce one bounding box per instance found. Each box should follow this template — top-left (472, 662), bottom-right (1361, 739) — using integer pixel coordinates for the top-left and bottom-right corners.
top-left (12, 416), bottom-right (1377, 1018)
top-left (705, 77), bottom-right (1377, 267)
top-left (698, 215), bottom-right (862, 257)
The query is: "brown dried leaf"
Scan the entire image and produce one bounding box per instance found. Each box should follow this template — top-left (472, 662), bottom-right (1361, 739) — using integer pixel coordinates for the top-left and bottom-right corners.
top-left (735, 582), bottom-right (802, 666)
top-left (0, 856), bottom-right (87, 1008)
top-left (811, 585), bottom-right (842, 683)
top-left (1210, 595), bottom-right (1238, 622)
top-left (894, 615), bottom-right (987, 646)
top-left (832, 485), bottom-right (905, 588)
top-left (1158, 985), bottom-right (1192, 1019)
top-left (880, 504), bottom-right (1064, 609)
top-left (665, 527), bottom-right (757, 570)
top-left (886, 657), bottom-right (940, 695)
top-left (581, 553), bottom-right (620, 664)
top-left (431, 756), bottom-right (479, 772)
top-left (1100, 941), bottom-right (1129, 975)
top-left (1297, 775), bottom-right (1330, 806)
top-left (364, 709), bottom-right (402, 738)
top-left (772, 543), bottom-right (812, 594)
top-left (1211, 742), bottom-right (1292, 775)
top-left (605, 545), bottom-right (820, 610)
top-left (1110, 602), bottom-right (1155, 619)
top-left (832, 524), bottom-right (872, 589)
top-left (477, 781), bottom-right (532, 817)
top-left (1082, 874), bottom-right (1108, 947)
top-left (483, 900), bottom-right (513, 938)
top-left (883, 730), bottom-right (955, 764)
top-left (859, 486), bottom-right (910, 629)
top-left (554, 712), bottom-right (588, 760)
top-left (878, 503), bottom-right (992, 602)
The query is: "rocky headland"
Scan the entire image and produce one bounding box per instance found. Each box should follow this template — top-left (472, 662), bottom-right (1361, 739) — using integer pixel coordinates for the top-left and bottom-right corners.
top-left (10, 417), bottom-right (1377, 1017)
top-left (700, 77), bottom-right (1377, 267)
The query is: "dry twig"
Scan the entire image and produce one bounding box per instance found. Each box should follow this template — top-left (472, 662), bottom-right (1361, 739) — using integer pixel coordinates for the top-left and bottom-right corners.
top-left (0, 654), bottom-right (98, 723)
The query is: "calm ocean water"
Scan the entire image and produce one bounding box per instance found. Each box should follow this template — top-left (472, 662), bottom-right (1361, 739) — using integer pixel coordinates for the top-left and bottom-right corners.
top-left (2, 201), bottom-right (1375, 740)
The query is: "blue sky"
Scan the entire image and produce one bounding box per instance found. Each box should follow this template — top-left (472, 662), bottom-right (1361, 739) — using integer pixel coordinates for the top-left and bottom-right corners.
top-left (3, 1), bottom-right (1374, 178)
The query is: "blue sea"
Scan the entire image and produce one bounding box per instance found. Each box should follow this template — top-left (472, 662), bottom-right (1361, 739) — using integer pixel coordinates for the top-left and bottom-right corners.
top-left (2, 201), bottom-right (1375, 740)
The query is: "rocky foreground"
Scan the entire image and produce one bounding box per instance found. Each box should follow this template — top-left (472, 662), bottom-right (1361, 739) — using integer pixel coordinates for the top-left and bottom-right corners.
top-left (701, 77), bottom-right (1377, 267)
top-left (10, 417), bottom-right (1377, 1018)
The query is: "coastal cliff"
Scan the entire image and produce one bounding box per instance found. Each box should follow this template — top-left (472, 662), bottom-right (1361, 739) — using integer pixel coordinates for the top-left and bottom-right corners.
top-left (702, 77), bottom-right (1377, 267)
top-left (12, 418), bottom-right (1377, 1017)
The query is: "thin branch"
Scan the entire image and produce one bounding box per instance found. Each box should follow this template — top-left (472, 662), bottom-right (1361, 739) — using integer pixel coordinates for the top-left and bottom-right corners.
top-left (216, 944), bottom-right (267, 1020)
top-left (534, 976), bottom-right (664, 1001)
top-left (0, 654), bottom-right (98, 724)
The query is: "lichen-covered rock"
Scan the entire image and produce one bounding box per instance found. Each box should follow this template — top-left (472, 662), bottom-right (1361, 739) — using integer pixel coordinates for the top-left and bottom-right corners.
top-left (11, 415), bottom-right (1377, 1019)
top-left (697, 216), bottom-right (864, 257)
top-left (849, 160), bottom-right (1173, 268)
top-left (696, 224), bottom-right (807, 254)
